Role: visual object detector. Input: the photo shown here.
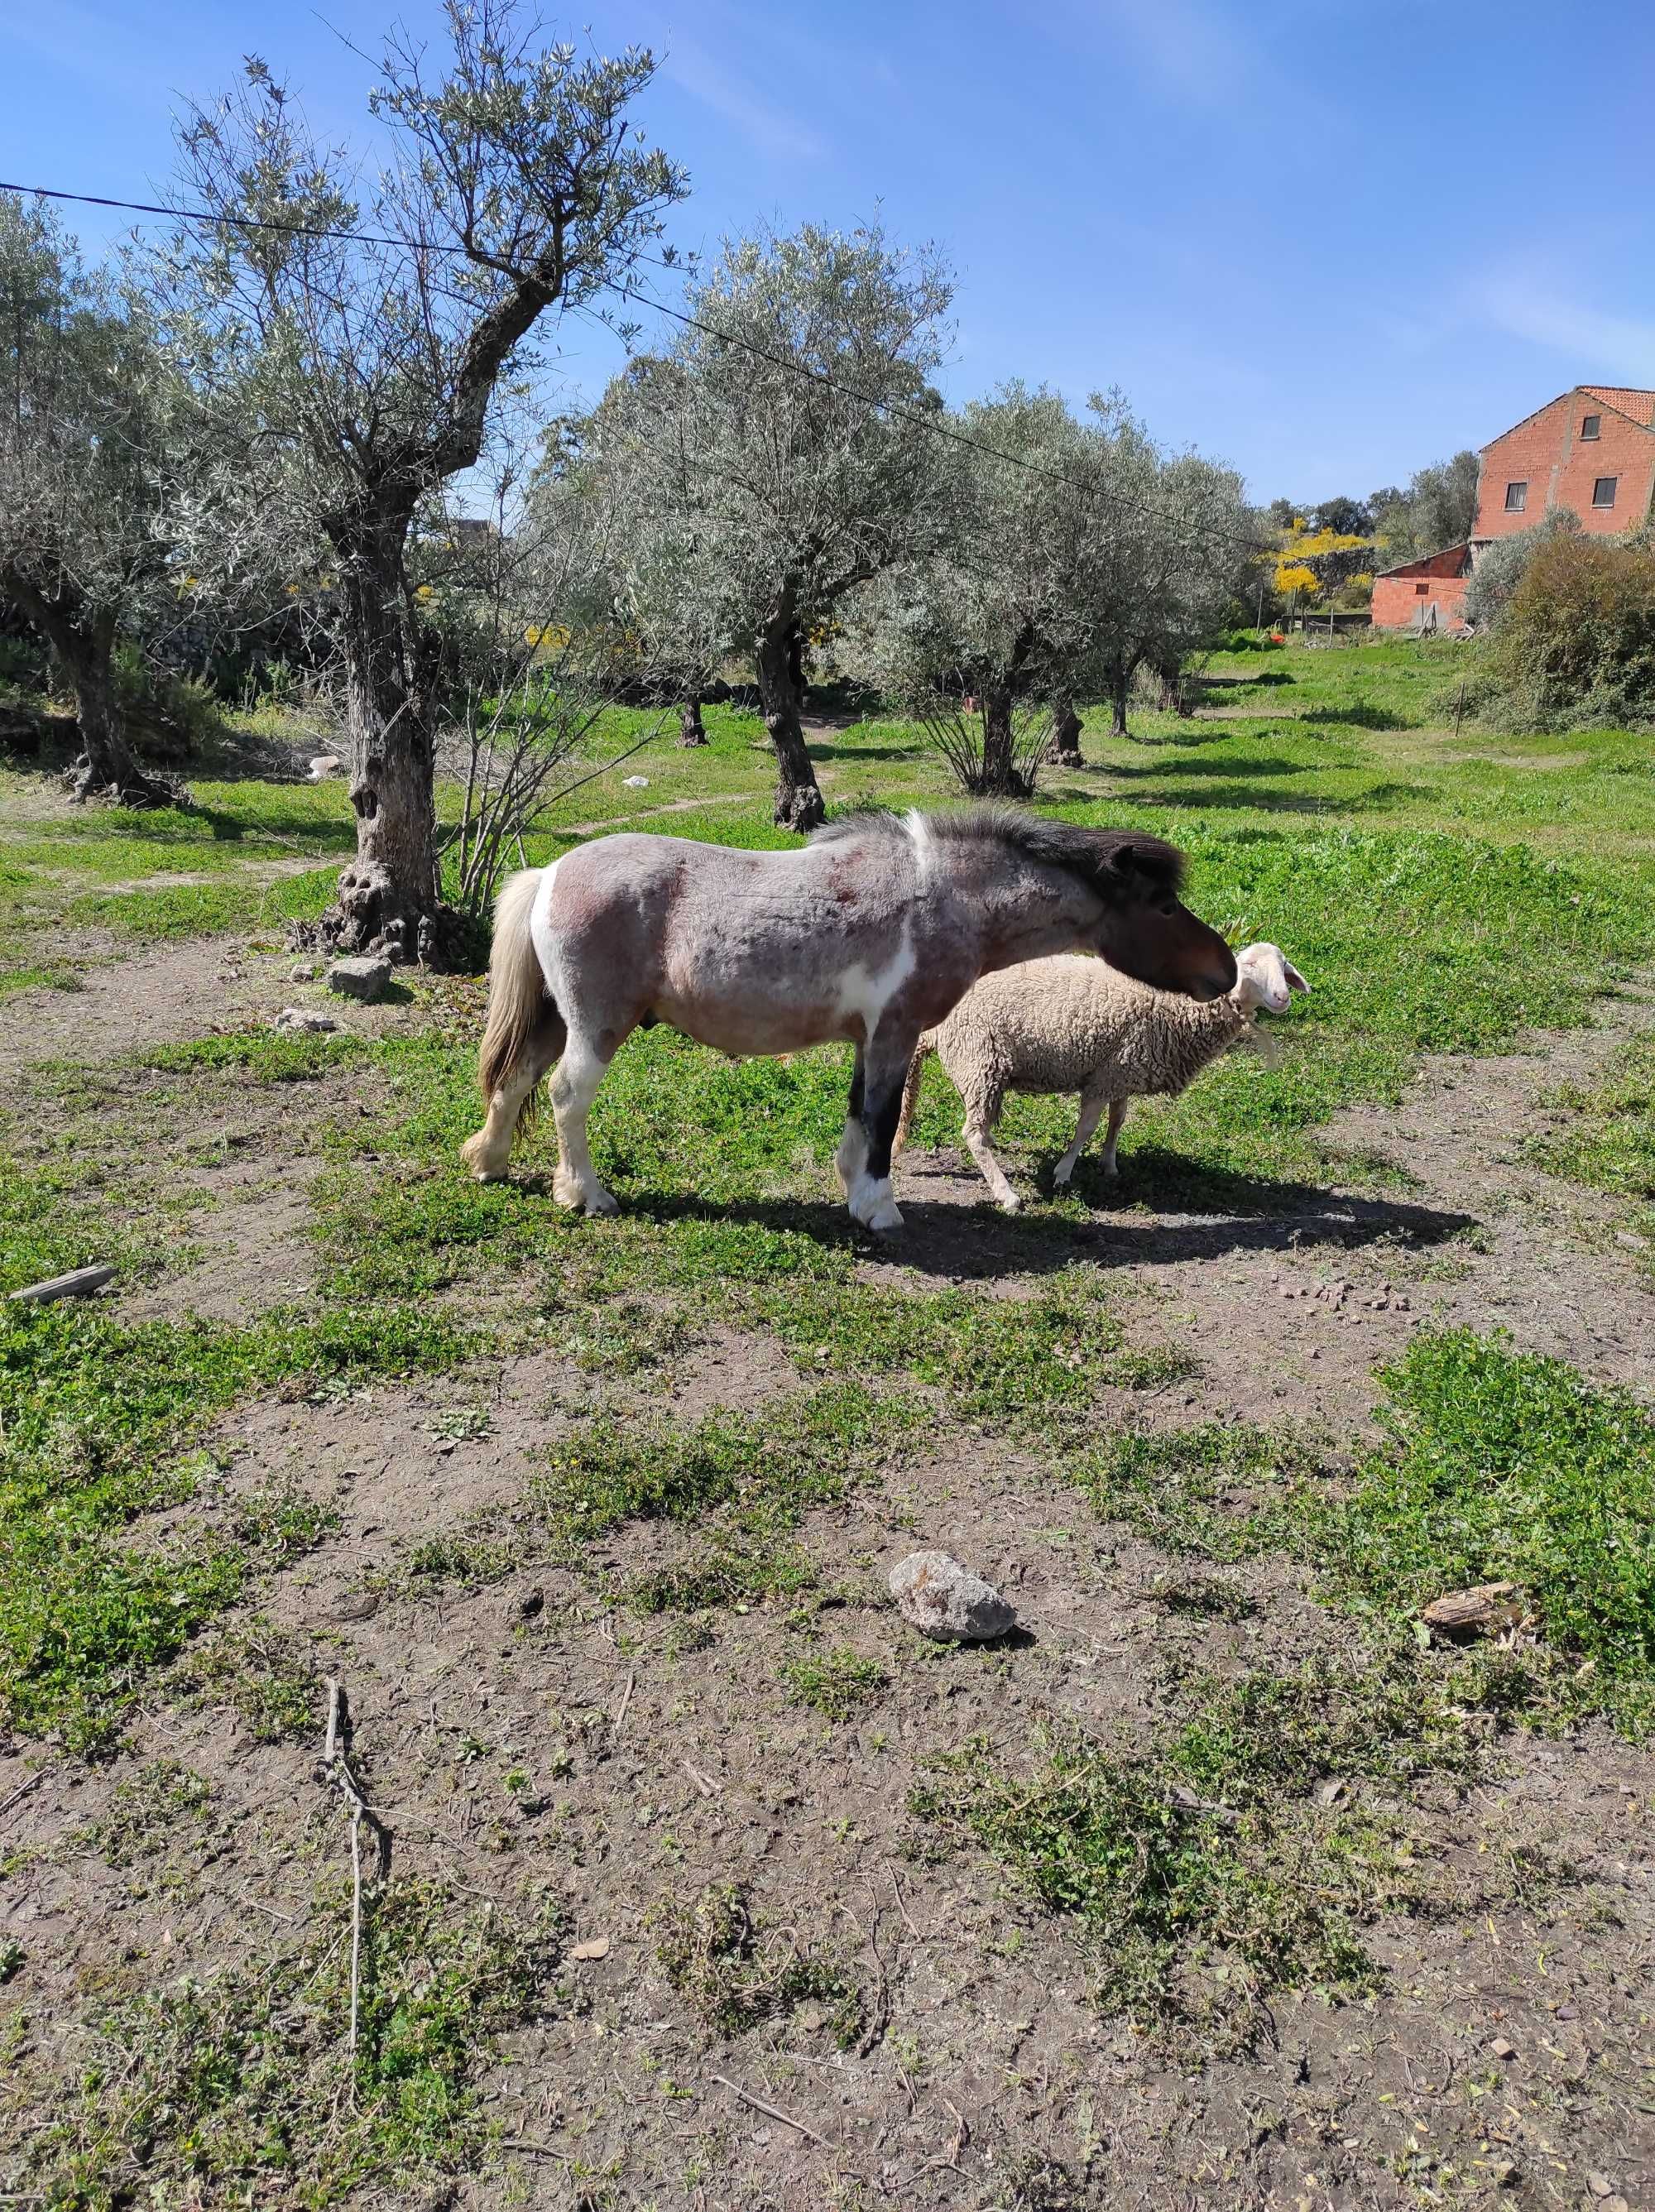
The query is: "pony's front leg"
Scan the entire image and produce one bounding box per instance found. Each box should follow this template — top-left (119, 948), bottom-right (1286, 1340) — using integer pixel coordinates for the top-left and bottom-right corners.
top-left (550, 1034), bottom-right (619, 1216)
top-left (842, 1036), bottom-right (912, 1234)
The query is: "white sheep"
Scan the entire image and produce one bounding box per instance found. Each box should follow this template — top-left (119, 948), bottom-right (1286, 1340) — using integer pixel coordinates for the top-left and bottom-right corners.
top-left (893, 943), bottom-right (1307, 1212)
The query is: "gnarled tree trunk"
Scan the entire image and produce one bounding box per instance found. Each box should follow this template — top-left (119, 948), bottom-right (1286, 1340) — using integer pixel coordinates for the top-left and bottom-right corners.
top-left (755, 602), bottom-right (824, 832)
top-left (1108, 657), bottom-right (1132, 738)
top-left (1048, 694), bottom-right (1083, 765)
top-left (327, 541), bottom-right (443, 963)
top-left (4, 573), bottom-right (173, 808)
top-left (979, 686), bottom-right (1019, 794)
top-left (678, 696), bottom-right (708, 746)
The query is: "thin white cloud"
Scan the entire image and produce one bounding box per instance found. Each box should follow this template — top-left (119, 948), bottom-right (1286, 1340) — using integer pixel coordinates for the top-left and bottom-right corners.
top-left (1474, 268), bottom-right (1655, 384)
top-left (660, 31), bottom-right (826, 163)
top-left (1072, 0), bottom-right (1341, 127)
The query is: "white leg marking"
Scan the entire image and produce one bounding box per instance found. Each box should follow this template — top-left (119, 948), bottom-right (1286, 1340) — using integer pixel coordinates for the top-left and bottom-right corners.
top-left (551, 1040), bottom-right (617, 1216)
top-left (848, 1169), bottom-right (904, 1233)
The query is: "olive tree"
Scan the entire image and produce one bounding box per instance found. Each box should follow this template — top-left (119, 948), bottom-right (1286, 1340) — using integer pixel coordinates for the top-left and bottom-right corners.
top-left (582, 223), bottom-right (954, 829)
top-left (848, 385), bottom-right (1098, 791)
top-left (0, 194), bottom-right (184, 805)
top-left (159, 3), bottom-right (685, 957)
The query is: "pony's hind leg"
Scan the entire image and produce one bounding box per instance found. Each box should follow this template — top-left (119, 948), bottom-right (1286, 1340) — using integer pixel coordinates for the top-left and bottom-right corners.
top-left (550, 1033), bottom-right (620, 1216)
top-left (462, 1015), bottom-right (567, 1182)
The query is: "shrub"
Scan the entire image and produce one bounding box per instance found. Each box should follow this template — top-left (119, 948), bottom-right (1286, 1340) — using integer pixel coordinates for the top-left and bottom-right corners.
top-left (1463, 509), bottom-right (1580, 631)
top-left (1489, 533), bottom-right (1655, 728)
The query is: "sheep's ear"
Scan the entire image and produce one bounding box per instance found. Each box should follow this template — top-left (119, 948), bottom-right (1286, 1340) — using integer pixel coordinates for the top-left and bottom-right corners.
top-left (1283, 960), bottom-right (1309, 996)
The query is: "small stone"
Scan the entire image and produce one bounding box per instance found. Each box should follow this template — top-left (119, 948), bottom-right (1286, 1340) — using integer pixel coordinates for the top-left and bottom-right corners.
top-left (290, 961), bottom-right (319, 981)
top-left (307, 754), bottom-right (344, 780)
top-left (890, 1550), bottom-right (1016, 1643)
top-left (1585, 2177), bottom-right (1611, 2200)
top-left (1490, 2036), bottom-right (1515, 2059)
top-left (328, 955), bottom-right (392, 1002)
top-left (621, 774), bottom-right (650, 788)
top-left (274, 1007), bottom-right (339, 1034)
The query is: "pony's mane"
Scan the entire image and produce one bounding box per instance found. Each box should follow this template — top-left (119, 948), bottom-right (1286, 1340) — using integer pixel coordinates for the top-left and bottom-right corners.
top-left (810, 804), bottom-right (1186, 896)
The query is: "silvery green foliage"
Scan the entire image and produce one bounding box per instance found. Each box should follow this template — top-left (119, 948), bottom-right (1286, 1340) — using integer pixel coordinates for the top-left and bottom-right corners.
top-left (847, 384), bottom-right (1246, 763)
top-left (0, 194), bottom-right (193, 794)
top-left (574, 222), bottom-right (955, 823)
top-left (1464, 510), bottom-right (1581, 631)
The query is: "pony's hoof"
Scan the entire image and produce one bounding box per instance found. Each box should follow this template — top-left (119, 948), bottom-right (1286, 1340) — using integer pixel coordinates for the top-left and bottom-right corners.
top-left (863, 1198), bottom-right (904, 1234)
top-left (460, 1136), bottom-right (507, 1183)
top-left (583, 1187), bottom-right (619, 1217)
top-left (999, 1192), bottom-right (1023, 1214)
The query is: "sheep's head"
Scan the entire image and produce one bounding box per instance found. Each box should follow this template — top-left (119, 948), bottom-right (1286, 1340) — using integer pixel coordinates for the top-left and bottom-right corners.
top-left (1230, 943), bottom-right (1308, 1016)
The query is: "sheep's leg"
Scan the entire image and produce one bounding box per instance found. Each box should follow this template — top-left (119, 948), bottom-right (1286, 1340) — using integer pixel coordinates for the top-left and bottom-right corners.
top-left (1098, 1098), bottom-right (1128, 1178)
top-left (844, 1036), bottom-right (913, 1233)
top-left (962, 1094), bottom-right (1021, 1213)
top-left (550, 1031), bottom-right (622, 1216)
top-left (1053, 1092), bottom-right (1110, 1188)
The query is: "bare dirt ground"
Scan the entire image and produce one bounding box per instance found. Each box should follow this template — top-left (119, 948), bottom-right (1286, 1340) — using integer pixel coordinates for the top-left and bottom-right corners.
top-left (2, 944), bottom-right (1654, 2210)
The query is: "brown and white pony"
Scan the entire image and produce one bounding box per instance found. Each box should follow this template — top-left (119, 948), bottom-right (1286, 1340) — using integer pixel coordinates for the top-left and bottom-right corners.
top-left (462, 805), bottom-right (1235, 1231)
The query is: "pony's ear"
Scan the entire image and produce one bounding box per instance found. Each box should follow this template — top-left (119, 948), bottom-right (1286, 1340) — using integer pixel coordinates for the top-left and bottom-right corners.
top-left (1283, 959), bottom-right (1310, 995)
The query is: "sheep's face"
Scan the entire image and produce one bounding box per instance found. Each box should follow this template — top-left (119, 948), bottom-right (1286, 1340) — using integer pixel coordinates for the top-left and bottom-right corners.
top-left (1232, 943), bottom-right (1308, 1015)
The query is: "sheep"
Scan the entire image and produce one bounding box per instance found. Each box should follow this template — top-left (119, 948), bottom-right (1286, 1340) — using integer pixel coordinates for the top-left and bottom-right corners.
top-left (893, 942), bottom-right (1307, 1212)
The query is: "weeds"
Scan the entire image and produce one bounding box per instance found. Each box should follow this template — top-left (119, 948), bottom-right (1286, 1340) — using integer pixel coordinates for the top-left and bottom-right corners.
top-left (653, 1883), bottom-right (862, 2046)
top-left (780, 1645), bottom-right (888, 1720)
top-left (8, 1878), bottom-right (564, 2205)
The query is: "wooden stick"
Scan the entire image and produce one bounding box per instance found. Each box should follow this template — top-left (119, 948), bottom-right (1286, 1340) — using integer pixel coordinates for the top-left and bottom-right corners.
top-left (0, 1766), bottom-right (54, 1822)
top-left (9, 1264), bottom-right (115, 1305)
top-left (613, 1667), bottom-right (636, 1738)
top-left (681, 1760), bottom-right (717, 1799)
top-left (323, 1677), bottom-right (377, 2066)
top-left (708, 2075), bottom-right (832, 2148)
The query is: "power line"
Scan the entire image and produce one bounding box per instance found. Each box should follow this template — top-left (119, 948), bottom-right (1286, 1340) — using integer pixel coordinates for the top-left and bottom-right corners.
top-left (0, 175), bottom-right (1274, 557)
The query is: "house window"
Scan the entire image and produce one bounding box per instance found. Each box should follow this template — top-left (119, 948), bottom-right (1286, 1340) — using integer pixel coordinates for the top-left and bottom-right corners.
top-left (1504, 480), bottom-right (1528, 511)
top-left (1415, 583), bottom-right (1429, 595)
top-left (1581, 413), bottom-right (1601, 439)
top-left (1593, 476), bottom-right (1618, 508)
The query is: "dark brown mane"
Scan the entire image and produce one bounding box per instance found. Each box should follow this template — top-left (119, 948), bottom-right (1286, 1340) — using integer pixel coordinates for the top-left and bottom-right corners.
top-left (811, 803), bottom-right (1186, 897)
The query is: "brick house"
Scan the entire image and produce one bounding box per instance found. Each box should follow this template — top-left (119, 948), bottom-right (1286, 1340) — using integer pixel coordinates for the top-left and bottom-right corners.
top-left (1371, 385), bottom-right (1655, 632)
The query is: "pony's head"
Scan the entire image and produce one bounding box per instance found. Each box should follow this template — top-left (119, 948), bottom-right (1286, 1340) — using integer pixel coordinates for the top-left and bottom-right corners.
top-left (1072, 830), bottom-right (1237, 1000)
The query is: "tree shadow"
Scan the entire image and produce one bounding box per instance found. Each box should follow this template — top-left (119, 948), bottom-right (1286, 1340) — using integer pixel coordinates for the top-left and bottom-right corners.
top-left (1305, 705), bottom-right (1413, 731)
top-left (1107, 754), bottom-right (1312, 782)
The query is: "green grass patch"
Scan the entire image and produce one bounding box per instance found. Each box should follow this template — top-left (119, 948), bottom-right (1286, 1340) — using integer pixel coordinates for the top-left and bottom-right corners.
top-left (1527, 1028), bottom-right (1655, 1276)
top-left (913, 1645), bottom-right (1485, 2051)
top-left (0, 1296), bottom-right (468, 1748)
top-left (780, 1645), bottom-right (888, 1720)
top-left (1313, 1330), bottom-right (1655, 1734)
top-left (7, 1877), bottom-right (564, 2206)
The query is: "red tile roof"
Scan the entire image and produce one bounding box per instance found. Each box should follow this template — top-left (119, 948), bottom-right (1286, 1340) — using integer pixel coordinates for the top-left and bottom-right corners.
top-left (1581, 386), bottom-right (1655, 426)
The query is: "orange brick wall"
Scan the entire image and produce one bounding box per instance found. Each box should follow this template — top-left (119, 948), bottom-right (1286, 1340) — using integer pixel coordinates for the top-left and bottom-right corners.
top-left (1475, 392), bottom-right (1655, 541)
top-left (1371, 572), bottom-right (1469, 631)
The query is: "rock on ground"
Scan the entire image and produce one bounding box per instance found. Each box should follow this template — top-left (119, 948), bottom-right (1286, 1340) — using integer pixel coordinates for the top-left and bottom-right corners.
top-left (889, 1550), bottom-right (1015, 1642)
top-left (327, 957), bottom-right (391, 1003)
top-left (307, 756), bottom-right (344, 780)
top-left (274, 1007), bottom-right (339, 1034)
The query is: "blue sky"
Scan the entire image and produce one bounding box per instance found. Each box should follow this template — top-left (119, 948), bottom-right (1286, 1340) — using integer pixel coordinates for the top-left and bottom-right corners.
top-left (4, 0), bottom-right (1654, 504)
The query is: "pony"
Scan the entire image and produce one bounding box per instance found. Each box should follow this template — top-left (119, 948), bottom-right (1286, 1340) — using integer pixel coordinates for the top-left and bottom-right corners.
top-left (460, 805), bottom-right (1236, 1231)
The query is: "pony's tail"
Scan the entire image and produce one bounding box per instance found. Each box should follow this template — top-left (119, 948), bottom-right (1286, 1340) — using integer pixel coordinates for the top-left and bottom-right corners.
top-left (891, 1033), bottom-right (937, 1161)
top-left (477, 868), bottom-right (557, 1129)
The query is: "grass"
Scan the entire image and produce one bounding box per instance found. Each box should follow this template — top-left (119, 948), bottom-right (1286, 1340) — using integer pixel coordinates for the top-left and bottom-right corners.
top-left (780, 1644), bottom-right (889, 1720)
top-left (1527, 1029), bottom-right (1655, 1276)
top-left (652, 1883), bottom-right (863, 2046)
top-left (1070, 1332), bottom-right (1655, 1737)
top-left (7, 1877), bottom-right (564, 2207)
